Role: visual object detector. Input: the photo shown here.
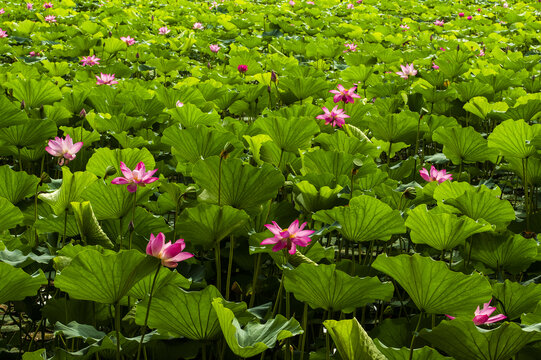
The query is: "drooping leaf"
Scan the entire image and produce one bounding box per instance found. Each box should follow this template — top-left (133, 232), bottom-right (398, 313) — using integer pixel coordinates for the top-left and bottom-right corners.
top-left (313, 195), bottom-right (406, 243)
top-left (70, 201), bottom-right (114, 248)
top-left (488, 119), bottom-right (541, 159)
top-left (0, 197), bottom-right (25, 232)
top-left (213, 298), bottom-right (303, 358)
top-left (369, 110), bottom-right (419, 144)
top-left (420, 319), bottom-right (541, 360)
top-left (54, 249), bottom-right (158, 304)
top-left (283, 263), bottom-right (394, 313)
top-left (324, 318), bottom-right (387, 360)
top-left (54, 321), bottom-right (107, 342)
top-left (372, 254), bottom-right (492, 316)
top-left (433, 126), bottom-right (498, 165)
top-left (493, 280), bottom-right (541, 321)
top-left (0, 262), bottom-right (47, 304)
top-left (463, 97), bottom-right (508, 120)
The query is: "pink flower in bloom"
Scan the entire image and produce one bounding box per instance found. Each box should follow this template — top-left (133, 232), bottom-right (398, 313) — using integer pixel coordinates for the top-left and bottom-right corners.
top-left (29, 51), bottom-right (41, 57)
top-left (467, 15), bottom-right (472, 20)
top-left (400, 24), bottom-right (410, 30)
top-left (146, 233), bottom-right (193, 268)
top-left (396, 63), bottom-right (417, 79)
top-left (419, 165), bottom-right (452, 183)
top-left (477, 8), bottom-right (482, 12)
top-left (289, 0), bottom-right (295, 6)
top-left (329, 84), bottom-right (361, 104)
top-left (432, 62), bottom-right (439, 70)
top-left (193, 22), bottom-right (204, 30)
top-left (316, 106), bottom-right (350, 128)
top-left (503, 3), bottom-right (508, 8)
top-left (45, 135), bottom-right (83, 166)
top-left (343, 43), bottom-right (357, 52)
top-left (446, 300), bottom-right (507, 325)
top-left (0, 8), bottom-right (4, 14)
top-left (434, 20), bottom-right (444, 26)
top-left (357, 0), bottom-right (363, 3)
top-left (111, 161), bottom-right (159, 193)
top-left (307, 1), bottom-right (315, 4)
top-left (478, 49), bottom-right (485, 56)
top-left (158, 26), bottom-right (170, 35)
top-left (95, 73), bottom-right (118, 86)
top-left (459, 12), bottom-right (464, 17)
top-left (0, 29), bottom-right (8, 38)
top-left (439, 47), bottom-right (446, 51)
top-left (27, 3), bottom-right (33, 10)
top-left (261, 220), bottom-right (315, 255)
top-left (237, 64), bottom-right (248, 73)
top-left (45, 15), bottom-right (56, 23)
top-left (80, 55), bottom-right (100, 66)
top-left (176, 100), bottom-right (184, 107)
top-left (209, 44), bottom-right (220, 53)
top-left (347, 3), bottom-right (354, 9)
top-left (43, 2), bottom-right (53, 8)
top-left (120, 36), bottom-right (135, 45)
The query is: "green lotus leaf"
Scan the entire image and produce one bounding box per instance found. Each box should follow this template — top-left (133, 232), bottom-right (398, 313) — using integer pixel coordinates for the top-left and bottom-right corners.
top-left (54, 321), bottom-right (107, 342)
top-left (162, 125), bottom-right (240, 164)
top-left (0, 262), bottom-right (47, 304)
top-left (502, 100), bottom-right (541, 122)
top-left (324, 318), bottom-right (387, 360)
top-left (316, 130), bottom-right (381, 158)
top-left (0, 197), bottom-right (24, 232)
top-left (313, 195), bottom-right (406, 242)
top-left (0, 96), bottom-right (29, 128)
top-left (301, 149), bottom-right (355, 184)
top-left (128, 267), bottom-right (191, 300)
top-left (279, 76), bottom-right (329, 102)
top-left (254, 115), bottom-right (319, 152)
top-left (294, 181), bottom-right (345, 213)
top-left (212, 298), bottom-right (303, 358)
top-left (70, 201), bottom-right (114, 248)
top-left (7, 78), bottom-right (63, 108)
top-left (86, 147), bottom-right (156, 178)
top-left (369, 110), bottom-right (419, 144)
top-left (155, 85), bottom-right (208, 109)
top-left (39, 167), bottom-right (98, 215)
top-left (283, 263), bottom-right (394, 313)
top-left (54, 249), bottom-right (158, 304)
top-left (175, 203), bottom-right (250, 250)
top-left (167, 103), bottom-right (220, 128)
top-left (406, 204), bottom-right (493, 251)
top-left (22, 349), bottom-right (47, 360)
top-left (374, 339), bottom-right (451, 360)
top-left (452, 80), bottom-right (494, 103)
top-left (0, 248), bottom-right (54, 268)
top-left (0, 120), bottom-right (57, 148)
top-left (521, 301), bottom-right (541, 326)
top-left (469, 232), bottom-right (538, 274)
top-left (34, 214), bottom-right (80, 238)
top-left (463, 97), bottom-right (508, 120)
top-left (59, 126), bottom-right (101, 148)
top-left (505, 157), bottom-right (541, 185)
top-left (493, 280), bottom-right (541, 321)
top-left (433, 126), bottom-right (498, 165)
top-left (372, 254), bottom-right (492, 316)
top-left (488, 119), bottom-right (541, 159)
top-left (81, 180), bottom-right (134, 220)
top-left (192, 157), bottom-right (284, 212)
top-left (420, 319), bottom-right (541, 360)
top-left (103, 37), bottom-right (127, 54)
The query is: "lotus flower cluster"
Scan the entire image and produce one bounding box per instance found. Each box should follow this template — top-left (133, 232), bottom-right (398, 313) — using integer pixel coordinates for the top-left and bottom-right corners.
top-left (261, 220), bottom-right (315, 255)
top-left (96, 73), bottom-right (118, 86)
top-left (396, 63), bottom-right (417, 79)
top-left (329, 84), bottom-right (361, 104)
top-left (111, 161), bottom-right (159, 193)
top-left (316, 106), bottom-right (350, 128)
top-left (81, 55), bottom-right (100, 66)
top-left (419, 165), bottom-right (452, 183)
top-left (146, 233), bottom-right (193, 268)
top-left (446, 300), bottom-right (507, 325)
top-left (45, 135), bottom-right (83, 166)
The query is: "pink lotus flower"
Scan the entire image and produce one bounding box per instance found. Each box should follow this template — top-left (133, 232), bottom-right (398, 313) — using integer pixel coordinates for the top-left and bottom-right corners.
top-left (289, 0), bottom-right (295, 6)
top-left (432, 62), bottom-right (439, 70)
top-left (43, 2), bottom-right (53, 8)
top-left (0, 8), bottom-right (4, 14)
top-left (434, 20), bottom-right (444, 26)
top-left (176, 100), bottom-right (184, 107)
top-left (29, 51), bottom-right (41, 57)
top-left (446, 300), bottom-right (507, 325)
top-left (467, 15), bottom-right (472, 20)
top-left (158, 26), bottom-right (170, 35)
top-left (146, 233), bottom-right (193, 268)
top-left (439, 47), bottom-right (446, 51)
top-left (96, 73), bottom-right (118, 86)
top-left (193, 22), bottom-right (204, 30)
top-left (45, 15), bottom-right (56, 23)
top-left (347, 3), bottom-right (354, 9)
top-left (27, 3), bottom-right (33, 10)
top-left (503, 3), bottom-right (508, 8)
top-left (261, 220), bottom-right (315, 255)
top-left (0, 28), bottom-right (8, 38)
top-left (209, 44), bottom-right (220, 53)
top-left (478, 49), bottom-right (485, 56)
top-left (120, 36), bottom-right (135, 45)
top-left (396, 63), bottom-right (417, 79)
top-left (343, 43), bottom-right (357, 52)
top-left (400, 24), bottom-right (409, 30)
top-left (111, 161), bottom-right (158, 193)
top-left (329, 84), bottom-right (361, 104)
top-left (237, 64), bottom-right (248, 73)
top-left (458, 12), bottom-right (465, 17)
top-left (316, 106), bottom-right (350, 128)
top-left (45, 135), bottom-right (83, 166)
top-left (307, 1), bottom-right (315, 4)
top-left (357, 0), bottom-right (363, 3)
top-left (477, 8), bottom-right (481, 12)
top-left (419, 165), bottom-right (452, 183)
top-left (80, 55), bottom-right (100, 66)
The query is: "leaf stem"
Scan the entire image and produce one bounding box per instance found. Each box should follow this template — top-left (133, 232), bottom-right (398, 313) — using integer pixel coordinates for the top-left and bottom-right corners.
top-left (408, 311), bottom-right (423, 360)
top-left (225, 236), bottom-right (235, 300)
top-left (136, 263), bottom-right (161, 360)
top-left (128, 190), bottom-right (137, 250)
top-left (249, 253), bottom-right (262, 308)
top-left (215, 244), bottom-right (222, 294)
top-left (115, 301), bottom-right (121, 360)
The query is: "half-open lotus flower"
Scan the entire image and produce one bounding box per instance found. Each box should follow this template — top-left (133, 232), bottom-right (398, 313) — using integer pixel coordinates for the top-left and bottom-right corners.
top-left (396, 63), bottom-right (417, 79)
top-left (446, 300), bottom-right (507, 326)
top-left (419, 165), bottom-right (452, 183)
top-left (260, 220), bottom-right (315, 255)
top-left (146, 233), bottom-right (193, 268)
top-left (111, 161), bottom-right (158, 193)
top-left (96, 73), bottom-right (118, 86)
top-left (120, 36), bottom-right (135, 45)
top-left (158, 26), bottom-right (170, 35)
top-left (329, 84), bottom-right (361, 104)
top-left (45, 135), bottom-right (83, 166)
top-left (80, 55), bottom-right (100, 66)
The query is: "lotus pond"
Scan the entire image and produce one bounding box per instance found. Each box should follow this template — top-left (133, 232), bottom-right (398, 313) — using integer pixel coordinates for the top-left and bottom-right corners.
top-left (1, 0), bottom-right (541, 359)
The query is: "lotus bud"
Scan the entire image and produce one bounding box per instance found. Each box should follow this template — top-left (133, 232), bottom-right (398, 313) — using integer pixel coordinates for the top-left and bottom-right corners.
top-left (430, 34), bottom-right (433, 41)
top-left (40, 172), bottom-right (51, 184)
top-left (39, 105), bottom-right (44, 117)
top-left (220, 142), bottom-right (235, 159)
top-left (79, 108), bottom-right (86, 118)
top-left (136, 52), bottom-right (139, 59)
top-left (403, 187), bottom-right (417, 200)
top-left (352, 158), bottom-right (363, 176)
top-left (108, 31), bottom-right (112, 38)
top-left (456, 44), bottom-right (460, 52)
top-left (271, 70), bottom-right (277, 83)
top-left (128, 220), bottom-right (135, 232)
top-left (115, 22), bottom-right (118, 29)
top-left (267, 85), bottom-right (271, 93)
top-left (20, 100), bottom-right (25, 109)
top-left (104, 165), bottom-right (117, 179)
top-left (207, 61), bottom-right (211, 69)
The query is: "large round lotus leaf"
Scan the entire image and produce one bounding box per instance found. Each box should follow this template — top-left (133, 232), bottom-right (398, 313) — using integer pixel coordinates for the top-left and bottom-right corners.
top-left (324, 319), bottom-right (387, 360)
top-left (0, 165), bottom-right (40, 204)
top-left (493, 280), bottom-right (541, 321)
top-left (374, 339), bottom-right (451, 360)
top-left (54, 249), bottom-right (158, 304)
top-left (433, 126), bottom-right (498, 165)
top-left (255, 115), bottom-right (320, 152)
top-left (212, 298), bottom-right (303, 358)
top-left (372, 254), bottom-right (492, 316)
top-left (313, 195), bottom-right (406, 242)
top-left (283, 263), bottom-right (394, 313)
top-left (0, 262), bottom-right (47, 304)
top-left (421, 319), bottom-right (541, 360)
top-left (85, 147), bottom-right (156, 179)
top-left (488, 119), bottom-right (541, 159)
